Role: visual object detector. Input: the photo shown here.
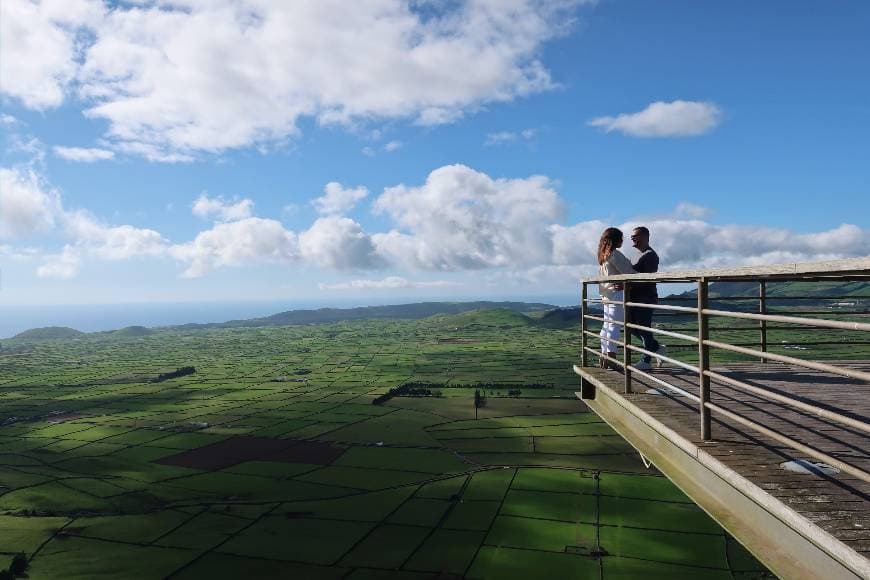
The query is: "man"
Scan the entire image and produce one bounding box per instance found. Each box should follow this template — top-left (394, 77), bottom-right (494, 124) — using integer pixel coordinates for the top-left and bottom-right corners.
top-left (627, 226), bottom-right (667, 370)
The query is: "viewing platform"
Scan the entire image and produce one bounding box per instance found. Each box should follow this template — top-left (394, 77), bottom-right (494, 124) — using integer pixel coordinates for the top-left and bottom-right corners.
top-left (573, 257), bottom-right (870, 580)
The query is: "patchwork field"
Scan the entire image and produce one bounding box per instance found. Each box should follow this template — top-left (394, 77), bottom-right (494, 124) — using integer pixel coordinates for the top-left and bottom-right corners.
top-left (0, 313), bottom-right (772, 578)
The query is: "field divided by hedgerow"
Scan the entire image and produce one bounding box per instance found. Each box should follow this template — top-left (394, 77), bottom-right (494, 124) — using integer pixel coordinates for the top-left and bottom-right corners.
top-left (0, 314), bottom-right (771, 578)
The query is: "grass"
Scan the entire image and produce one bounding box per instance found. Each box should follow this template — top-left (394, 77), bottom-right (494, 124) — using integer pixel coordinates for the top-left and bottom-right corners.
top-left (0, 315), bottom-right (774, 578)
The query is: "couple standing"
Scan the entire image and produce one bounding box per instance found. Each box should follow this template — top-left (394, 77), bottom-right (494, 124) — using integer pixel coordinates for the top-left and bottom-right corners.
top-left (597, 226), bottom-right (667, 371)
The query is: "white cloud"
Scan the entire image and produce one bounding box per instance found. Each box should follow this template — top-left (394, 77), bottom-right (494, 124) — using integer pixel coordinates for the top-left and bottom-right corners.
top-left (674, 202), bottom-right (714, 219)
top-left (362, 141), bottom-right (403, 157)
top-left (0, 245), bottom-right (39, 260)
top-left (1, 166), bottom-right (167, 277)
top-left (53, 146), bottom-right (115, 162)
top-left (169, 218), bottom-right (297, 278)
top-left (414, 107), bottom-right (467, 127)
top-left (113, 142), bottom-right (195, 164)
top-left (1, 114), bottom-right (19, 126)
top-left (373, 164), bottom-right (563, 270)
top-left (63, 210), bottom-right (167, 260)
top-left (5, 134), bottom-right (47, 162)
top-left (2, 164), bottom-right (867, 283)
top-left (549, 220), bottom-right (609, 266)
top-left (4, 1), bottom-right (584, 159)
top-left (484, 131), bottom-right (518, 146)
top-left (550, 217), bottom-right (870, 270)
top-left (0, 0), bottom-right (104, 110)
top-left (37, 245), bottom-right (81, 279)
top-left (319, 276), bottom-right (458, 290)
top-left (299, 216), bottom-right (383, 270)
top-left (588, 100), bottom-right (722, 138)
top-left (192, 193), bottom-right (254, 222)
top-left (384, 140), bottom-right (403, 152)
top-left (0, 168), bottom-right (61, 239)
top-left (688, 222), bottom-right (869, 267)
top-left (311, 182), bottom-right (369, 215)
top-left (484, 128), bottom-right (537, 146)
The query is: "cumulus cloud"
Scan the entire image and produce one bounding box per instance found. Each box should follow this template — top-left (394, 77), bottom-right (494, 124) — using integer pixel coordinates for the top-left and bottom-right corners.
top-left (588, 100), bottom-right (722, 138)
top-left (37, 245), bottom-right (81, 279)
top-left (373, 164), bottom-right (563, 270)
top-left (192, 193), bottom-right (254, 222)
top-left (657, 221), bottom-right (869, 268)
top-left (169, 218), bottom-right (297, 278)
top-left (3, 1), bottom-right (585, 159)
top-left (549, 220), bottom-right (609, 266)
top-left (318, 276), bottom-right (458, 290)
top-left (311, 183), bottom-right (369, 215)
top-left (299, 216), bottom-right (384, 270)
top-left (1, 165), bottom-right (168, 277)
top-left (53, 146), bottom-right (115, 162)
top-left (550, 218), bottom-right (870, 270)
top-left (63, 210), bottom-right (167, 260)
top-left (0, 168), bottom-right (61, 239)
top-left (2, 164), bottom-right (867, 283)
top-left (0, 0), bottom-right (104, 109)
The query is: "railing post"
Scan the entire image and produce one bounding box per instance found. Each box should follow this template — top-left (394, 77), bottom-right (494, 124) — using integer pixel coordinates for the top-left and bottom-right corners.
top-left (580, 281), bottom-right (594, 399)
top-left (698, 278), bottom-right (711, 440)
top-left (759, 280), bottom-right (767, 361)
top-left (623, 281), bottom-right (632, 394)
top-left (581, 282), bottom-right (588, 368)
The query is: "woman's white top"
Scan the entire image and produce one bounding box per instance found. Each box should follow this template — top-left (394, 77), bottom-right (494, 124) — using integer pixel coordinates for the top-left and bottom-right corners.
top-left (598, 250), bottom-right (636, 301)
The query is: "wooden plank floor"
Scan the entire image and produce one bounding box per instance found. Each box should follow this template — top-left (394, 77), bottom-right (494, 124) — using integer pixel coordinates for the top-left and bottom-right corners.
top-left (583, 360), bottom-right (870, 559)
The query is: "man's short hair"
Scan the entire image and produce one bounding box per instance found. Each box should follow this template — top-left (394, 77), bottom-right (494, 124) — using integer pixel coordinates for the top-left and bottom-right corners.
top-left (633, 226), bottom-right (650, 237)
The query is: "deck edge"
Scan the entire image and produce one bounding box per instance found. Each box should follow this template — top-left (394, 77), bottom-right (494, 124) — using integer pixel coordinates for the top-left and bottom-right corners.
top-left (573, 367), bottom-right (869, 580)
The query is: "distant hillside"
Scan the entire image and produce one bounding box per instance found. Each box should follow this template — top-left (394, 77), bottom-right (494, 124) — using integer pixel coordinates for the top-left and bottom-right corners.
top-left (13, 326), bottom-right (84, 340)
top-left (424, 308), bottom-right (535, 330)
top-left (535, 307), bottom-right (582, 329)
top-left (113, 326), bottom-right (154, 337)
top-left (173, 301), bottom-right (556, 330)
top-left (670, 280), bottom-right (869, 305)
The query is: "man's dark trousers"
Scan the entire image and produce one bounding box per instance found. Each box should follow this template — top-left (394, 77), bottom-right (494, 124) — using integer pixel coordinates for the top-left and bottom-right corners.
top-left (628, 301), bottom-right (659, 364)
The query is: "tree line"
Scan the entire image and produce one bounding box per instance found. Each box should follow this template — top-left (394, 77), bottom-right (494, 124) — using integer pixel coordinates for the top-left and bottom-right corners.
top-left (151, 366), bottom-right (196, 382)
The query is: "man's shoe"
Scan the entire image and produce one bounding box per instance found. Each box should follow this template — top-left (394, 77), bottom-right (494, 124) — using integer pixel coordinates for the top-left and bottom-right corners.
top-left (634, 360), bottom-right (652, 371)
top-left (655, 344), bottom-right (668, 368)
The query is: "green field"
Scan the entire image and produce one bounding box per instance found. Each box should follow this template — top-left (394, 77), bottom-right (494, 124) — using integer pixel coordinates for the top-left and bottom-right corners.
top-left (0, 312), bottom-right (773, 578)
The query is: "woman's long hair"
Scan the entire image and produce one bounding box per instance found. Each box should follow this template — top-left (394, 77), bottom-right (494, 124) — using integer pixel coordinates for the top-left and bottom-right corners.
top-left (597, 227), bottom-right (623, 265)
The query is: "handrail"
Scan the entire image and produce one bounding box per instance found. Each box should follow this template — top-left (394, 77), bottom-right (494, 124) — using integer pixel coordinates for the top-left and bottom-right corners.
top-left (704, 340), bottom-right (870, 382)
top-left (704, 369), bottom-right (870, 435)
top-left (582, 256), bottom-right (870, 283)
top-left (577, 259), bottom-right (870, 484)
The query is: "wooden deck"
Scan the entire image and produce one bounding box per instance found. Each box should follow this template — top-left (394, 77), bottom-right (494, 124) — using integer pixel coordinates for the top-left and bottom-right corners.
top-left (574, 361), bottom-right (870, 580)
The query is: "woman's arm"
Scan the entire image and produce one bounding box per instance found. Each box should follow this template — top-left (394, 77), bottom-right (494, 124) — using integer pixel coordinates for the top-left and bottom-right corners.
top-left (609, 250), bottom-right (636, 275)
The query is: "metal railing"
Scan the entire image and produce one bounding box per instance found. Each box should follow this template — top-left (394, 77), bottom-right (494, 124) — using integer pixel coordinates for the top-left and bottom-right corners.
top-left (578, 257), bottom-right (870, 483)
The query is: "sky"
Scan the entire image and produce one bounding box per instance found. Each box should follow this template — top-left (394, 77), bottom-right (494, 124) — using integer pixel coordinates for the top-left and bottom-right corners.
top-left (1, 0), bottom-right (868, 306)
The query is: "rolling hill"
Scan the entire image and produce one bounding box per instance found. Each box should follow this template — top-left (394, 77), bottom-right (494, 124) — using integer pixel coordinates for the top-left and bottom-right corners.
top-left (172, 301), bottom-right (557, 330)
top-left (113, 326), bottom-right (154, 337)
top-left (12, 326), bottom-right (84, 340)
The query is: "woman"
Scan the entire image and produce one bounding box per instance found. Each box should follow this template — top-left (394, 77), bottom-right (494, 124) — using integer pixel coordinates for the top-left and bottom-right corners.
top-left (597, 227), bottom-right (635, 370)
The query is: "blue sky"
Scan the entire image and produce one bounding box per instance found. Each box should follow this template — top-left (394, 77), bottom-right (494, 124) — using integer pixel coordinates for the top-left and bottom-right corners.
top-left (1, 0), bottom-right (868, 306)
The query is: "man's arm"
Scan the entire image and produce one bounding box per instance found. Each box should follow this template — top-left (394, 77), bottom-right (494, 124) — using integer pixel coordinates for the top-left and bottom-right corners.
top-left (633, 250), bottom-right (659, 273)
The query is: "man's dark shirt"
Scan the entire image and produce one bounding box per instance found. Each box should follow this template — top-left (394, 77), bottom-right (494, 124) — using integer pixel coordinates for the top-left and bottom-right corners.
top-left (631, 248), bottom-right (659, 302)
